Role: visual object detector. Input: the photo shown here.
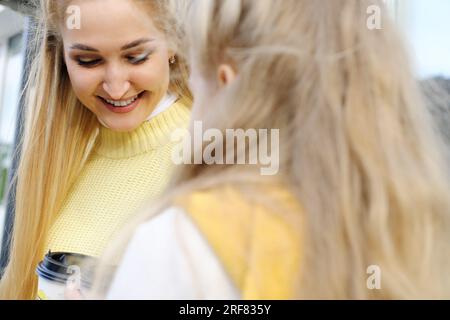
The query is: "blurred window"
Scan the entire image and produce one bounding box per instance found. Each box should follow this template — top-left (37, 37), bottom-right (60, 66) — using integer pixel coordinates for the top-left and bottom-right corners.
top-left (0, 4), bottom-right (25, 256)
top-left (396, 0), bottom-right (450, 79)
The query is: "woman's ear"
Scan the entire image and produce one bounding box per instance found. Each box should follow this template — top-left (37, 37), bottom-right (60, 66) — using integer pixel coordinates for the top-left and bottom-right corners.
top-left (168, 48), bottom-right (176, 63)
top-left (217, 64), bottom-right (237, 87)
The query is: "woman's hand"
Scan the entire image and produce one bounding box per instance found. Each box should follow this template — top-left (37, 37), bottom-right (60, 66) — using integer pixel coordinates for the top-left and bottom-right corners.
top-left (64, 279), bottom-right (85, 300)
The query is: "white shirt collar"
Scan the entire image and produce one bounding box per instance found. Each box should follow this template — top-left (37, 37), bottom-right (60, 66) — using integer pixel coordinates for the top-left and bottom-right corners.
top-left (147, 93), bottom-right (178, 121)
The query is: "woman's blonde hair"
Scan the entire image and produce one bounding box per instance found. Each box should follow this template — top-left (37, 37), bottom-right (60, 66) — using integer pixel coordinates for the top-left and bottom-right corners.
top-left (0, 0), bottom-right (192, 300)
top-left (93, 0), bottom-right (450, 299)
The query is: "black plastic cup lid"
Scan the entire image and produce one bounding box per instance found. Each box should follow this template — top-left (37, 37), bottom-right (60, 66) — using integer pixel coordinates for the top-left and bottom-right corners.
top-left (36, 251), bottom-right (97, 288)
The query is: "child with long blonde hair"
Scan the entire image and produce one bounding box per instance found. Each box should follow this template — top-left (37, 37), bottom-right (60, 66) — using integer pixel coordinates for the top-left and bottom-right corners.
top-left (94, 0), bottom-right (450, 299)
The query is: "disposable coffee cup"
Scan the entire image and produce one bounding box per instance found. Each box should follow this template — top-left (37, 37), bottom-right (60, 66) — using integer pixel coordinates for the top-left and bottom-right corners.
top-left (36, 251), bottom-right (97, 300)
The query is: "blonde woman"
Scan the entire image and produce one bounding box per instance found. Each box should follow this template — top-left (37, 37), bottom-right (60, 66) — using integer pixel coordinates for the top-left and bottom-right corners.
top-left (96, 0), bottom-right (450, 299)
top-left (0, 0), bottom-right (191, 299)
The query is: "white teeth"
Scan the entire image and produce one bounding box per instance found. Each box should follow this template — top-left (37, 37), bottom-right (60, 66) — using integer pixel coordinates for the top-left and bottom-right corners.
top-left (105, 94), bottom-right (139, 107)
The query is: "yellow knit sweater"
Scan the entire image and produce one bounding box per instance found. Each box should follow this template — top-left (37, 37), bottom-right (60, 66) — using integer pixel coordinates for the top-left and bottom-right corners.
top-left (177, 185), bottom-right (303, 299)
top-left (46, 101), bottom-right (190, 257)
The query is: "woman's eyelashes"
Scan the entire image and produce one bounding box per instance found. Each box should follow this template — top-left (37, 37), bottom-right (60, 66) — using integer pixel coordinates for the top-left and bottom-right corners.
top-left (127, 51), bottom-right (152, 65)
top-left (74, 50), bottom-right (153, 68)
top-left (76, 57), bottom-right (102, 67)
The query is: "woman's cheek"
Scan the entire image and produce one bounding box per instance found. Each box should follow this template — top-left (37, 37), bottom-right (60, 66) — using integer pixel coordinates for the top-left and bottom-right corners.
top-left (65, 74), bottom-right (100, 113)
top-left (67, 67), bottom-right (100, 99)
top-left (133, 66), bottom-right (169, 90)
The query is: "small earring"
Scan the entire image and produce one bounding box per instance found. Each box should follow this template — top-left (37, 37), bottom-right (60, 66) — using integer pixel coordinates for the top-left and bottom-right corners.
top-left (169, 56), bottom-right (176, 64)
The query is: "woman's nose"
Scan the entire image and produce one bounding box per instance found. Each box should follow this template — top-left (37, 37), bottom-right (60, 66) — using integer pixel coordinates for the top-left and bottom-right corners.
top-left (102, 64), bottom-right (131, 100)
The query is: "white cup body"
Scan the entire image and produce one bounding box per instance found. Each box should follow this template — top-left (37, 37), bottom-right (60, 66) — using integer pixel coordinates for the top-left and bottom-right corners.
top-left (37, 276), bottom-right (66, 300)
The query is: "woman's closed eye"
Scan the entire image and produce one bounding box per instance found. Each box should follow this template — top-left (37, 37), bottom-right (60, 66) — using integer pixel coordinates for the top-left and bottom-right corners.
top-left (74, 51), bottom-right (153, 68)
top-left (76, 56), bottom-right (102, 67)
top-left (126, 50), bottom-right (153, 65)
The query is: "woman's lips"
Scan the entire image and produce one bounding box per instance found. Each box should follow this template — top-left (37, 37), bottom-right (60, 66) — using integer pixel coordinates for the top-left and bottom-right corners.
top-left (98, 92), bottom-right (146, 114)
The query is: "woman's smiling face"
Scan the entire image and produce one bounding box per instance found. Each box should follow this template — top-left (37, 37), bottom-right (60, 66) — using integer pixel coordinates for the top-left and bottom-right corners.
top-left (62, 0), bottom-right (173, 132)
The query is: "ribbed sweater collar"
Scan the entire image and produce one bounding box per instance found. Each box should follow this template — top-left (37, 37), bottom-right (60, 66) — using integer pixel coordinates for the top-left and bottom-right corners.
top-left (94, 101), bottom-right (190, 159)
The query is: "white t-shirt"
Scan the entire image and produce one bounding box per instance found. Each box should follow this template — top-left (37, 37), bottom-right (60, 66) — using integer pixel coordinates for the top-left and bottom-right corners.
top-left (106, 207), bottom-right (240, 300)
top-left (147, 94), bottom-right (178, 120)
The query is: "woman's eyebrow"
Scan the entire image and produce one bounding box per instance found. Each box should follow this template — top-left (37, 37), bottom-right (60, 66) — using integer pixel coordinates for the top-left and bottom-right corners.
top-left (69, 38), bottom-right (155, 52)
top-left (121, 38), bottom-right (155, 51)
top-left (70, 44), bottom-right (99, 52)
